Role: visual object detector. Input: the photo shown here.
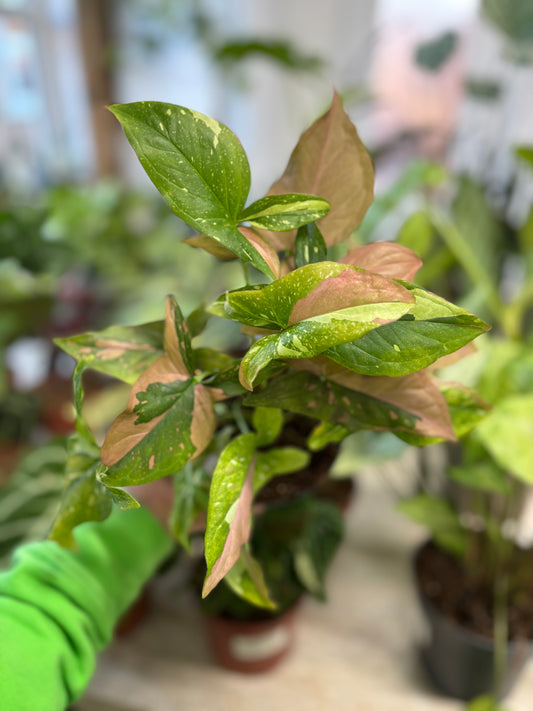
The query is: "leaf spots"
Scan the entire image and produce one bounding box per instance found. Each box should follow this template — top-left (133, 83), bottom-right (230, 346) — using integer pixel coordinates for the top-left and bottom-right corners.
top-left (149, 454), bottom-right (155, 469)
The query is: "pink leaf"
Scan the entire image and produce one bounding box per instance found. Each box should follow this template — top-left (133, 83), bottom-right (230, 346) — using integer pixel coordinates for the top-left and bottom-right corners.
top-left (340, 242), bottom-right (423, 281)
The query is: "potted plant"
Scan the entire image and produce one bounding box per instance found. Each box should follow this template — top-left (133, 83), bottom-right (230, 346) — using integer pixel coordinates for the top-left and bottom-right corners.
top-left (396, 152), bottom-right (533, 708)
top-left (46, 93), bottom-right (489, 665)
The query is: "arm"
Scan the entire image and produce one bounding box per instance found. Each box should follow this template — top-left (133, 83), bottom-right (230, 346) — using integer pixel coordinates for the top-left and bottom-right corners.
top-left (0, 505), bottom-right (173, 711)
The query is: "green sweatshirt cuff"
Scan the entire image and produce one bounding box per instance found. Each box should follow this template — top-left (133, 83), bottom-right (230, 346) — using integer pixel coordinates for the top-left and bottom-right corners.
top-left (0, 506), bottom-right (173, 710)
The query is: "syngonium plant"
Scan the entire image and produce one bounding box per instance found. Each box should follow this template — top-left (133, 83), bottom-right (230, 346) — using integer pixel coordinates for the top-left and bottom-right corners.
top-left (49, 93), bottom-right (490, 609)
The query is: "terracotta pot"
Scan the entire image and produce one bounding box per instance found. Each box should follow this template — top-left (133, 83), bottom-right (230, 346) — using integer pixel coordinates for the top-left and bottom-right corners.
top-left (204, 603), bottom-right (300, 673)
top-left (414, 542), bottom-right (533, 701)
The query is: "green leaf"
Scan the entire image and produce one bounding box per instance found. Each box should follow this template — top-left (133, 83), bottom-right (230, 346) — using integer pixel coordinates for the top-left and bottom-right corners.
top-left (307, 421), bottom-right (351, 451)
top-left (246, 366), bottom-right (455, 441)
top-left (105, 485), bottom-right (141, 510)
top-left (448, 462), bottom-right (511, 495)
top-left (252, 407), bottom-right (283, 446)
top-left (325, 285), bottom-right (489, 377)
top-left (294, 222), bottom-right (327, 268)
top-left (100, 356), bottom-right (215, 486)
top-left (49, 466), bottom-right (112, 548)
top-left (440, 382), bottom-right (490, 438)
top-left (253, 447), bottom-right (310, 493)
top-left (396, 211), bottom-right (434, 259)
top-left (475, 394), bottom-right (533, 484)
top-left (109, 101), bottom-right (274, 278)
top-left (239, 299), bottom-right (413, 390)
top-left (245, 370), bottom-right (418, 434)
top-left (397, 495), bottom-right (467, 557)
top-left (289, 499), bottom-right (344, 600)
top-left (164, 295), bottom-right (193, 375)
top-left (170, 463), bottom-right (210, 551)
top-left (203, 433), bottom-right (258, 597)
top-left (239, 194), bottom-right (330, 231)
top-left (224, 547), bottom-right (276, 609)
top-left (516, 146), bottom-right (533, 168)
top-left (54, 321), bottom-right (164, 384)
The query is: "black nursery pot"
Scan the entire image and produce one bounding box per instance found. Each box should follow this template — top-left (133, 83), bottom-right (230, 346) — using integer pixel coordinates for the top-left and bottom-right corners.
top-left (414, 542), bottom-right (533, 701)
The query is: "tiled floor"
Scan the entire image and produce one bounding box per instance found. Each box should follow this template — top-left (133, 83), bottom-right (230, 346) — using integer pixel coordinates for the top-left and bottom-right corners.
top-left (78, 463), bottom-right (533, 711)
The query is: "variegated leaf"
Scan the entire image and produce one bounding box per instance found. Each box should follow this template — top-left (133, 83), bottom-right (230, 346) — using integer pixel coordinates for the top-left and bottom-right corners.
top-left (262, 91), bottom-right (374, 249)
top-left (203, 433), bottom-right (257, 596)
top-left (239, 299), bottom-right (413, 390)
top-left (340, 242), bottom-right (423, 281)
top-left (109, 101), bottom-right (275, 279)
top-left (54, 322), bottom-right (164, 384)
top-left (224, 261), bottom-right (413, 330)
top-left (325, 286), bottom-right (489, 376)
top-left (100, 355), bottom-right (215, 486)
top-left (239, 193), bottom-right (330, 231)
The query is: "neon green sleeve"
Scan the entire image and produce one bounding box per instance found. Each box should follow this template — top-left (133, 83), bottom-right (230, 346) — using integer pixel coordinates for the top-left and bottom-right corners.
top-left (0, 506), bottom-right (173, 711)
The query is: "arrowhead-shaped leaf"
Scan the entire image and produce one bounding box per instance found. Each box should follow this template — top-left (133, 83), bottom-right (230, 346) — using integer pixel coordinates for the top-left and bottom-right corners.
top-left (203, 433), bottom-right (257, 596)
top-left (325, 285), bottom-right (489, 377)
top-left (340, 242), bottom-right (423, 281)
top-left (239, 194), bottom-right (330, 231)
top-left (99, 356), bottom-right (215, 485)
top-left (109, 101), bottom-right (275, 278)
top-left (54, 322), bottom-right (164, 384)
top-left (263, 91), bottom-right (374, 249)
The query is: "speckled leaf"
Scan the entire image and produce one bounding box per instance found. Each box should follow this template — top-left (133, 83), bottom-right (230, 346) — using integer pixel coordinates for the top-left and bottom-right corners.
top-left (49, 466), bottom-right (112, 548)
top-left (294, 223), bottom-right (327, 268)
top-left (203, 433), bottom-right (257, 597)
top-left (239, 299), bottom-right (413, 390)
top-left (295, 359), bottom-right (454, 440)
top-left (164, 295), bottom-right (193, 375)
top-left (245, 370), bottom-right (417, 434)
top-left (240, 194), bottom-right (330, 231)
top-left (340, 242), bottom-right (423, 281)
top-left (109, 101), bottom-right (274, 278)
top-left (54, 322), bottom-right (164, 384)
top-left (325, 286), bottom-right (489, 376)
top-left (224, 548), bottom-right (275, 609)
top-left (99, 355), bottom-right (215, 486)
top-left (225, 262), bottom-right (413, 331)
top-left (263, 91), bottom-right (374, 249)
top-left (245, 365), bottom-right (454, 440)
